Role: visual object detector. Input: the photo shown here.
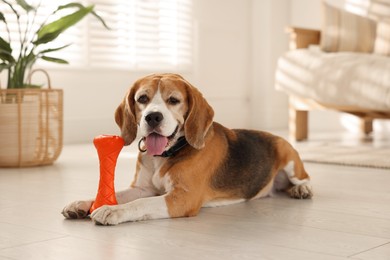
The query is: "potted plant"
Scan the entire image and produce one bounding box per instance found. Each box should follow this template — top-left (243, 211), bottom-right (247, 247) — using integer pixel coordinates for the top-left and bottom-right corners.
top-left (0, 0), bottom-right (108, 167)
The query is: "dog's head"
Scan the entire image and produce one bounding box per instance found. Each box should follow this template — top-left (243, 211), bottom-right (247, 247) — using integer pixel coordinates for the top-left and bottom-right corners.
top-left (115, 73), bottom-right (214, 156)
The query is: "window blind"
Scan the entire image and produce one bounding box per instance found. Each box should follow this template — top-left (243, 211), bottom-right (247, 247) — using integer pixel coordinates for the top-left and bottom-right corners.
top-left (89, 0), bottom-right (193, 70)
top-left (1, 0), bottom-right (193, 70)
top-left (344, 0), bottom-right (370, 16)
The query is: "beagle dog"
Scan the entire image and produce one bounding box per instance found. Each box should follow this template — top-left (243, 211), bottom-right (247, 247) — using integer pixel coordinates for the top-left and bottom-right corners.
top-left (62, 73), bottom-right (312, 225)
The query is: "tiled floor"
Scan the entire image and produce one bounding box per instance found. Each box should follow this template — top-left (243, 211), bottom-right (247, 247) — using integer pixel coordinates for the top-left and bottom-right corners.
top-left (0, 134), bottom-right (389, 260)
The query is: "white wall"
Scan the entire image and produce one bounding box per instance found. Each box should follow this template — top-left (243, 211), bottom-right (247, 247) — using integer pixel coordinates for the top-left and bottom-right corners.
top-left (250, 0), bottom-right (290, 130)
top-left (191, 0), bottom-right (251, 130)
top-left (290, 0), bottom-right (349, 29)
top-left (290, 0), bottom-right (322, 29)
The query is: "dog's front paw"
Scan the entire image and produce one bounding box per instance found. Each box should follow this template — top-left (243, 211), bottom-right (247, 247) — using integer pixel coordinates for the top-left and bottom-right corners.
top-left (62, 200), bottom-right (93, 219)
top-left (91, 205), bottom-right (123, 225)
top-left (288, 183), bottom-right (313, 199)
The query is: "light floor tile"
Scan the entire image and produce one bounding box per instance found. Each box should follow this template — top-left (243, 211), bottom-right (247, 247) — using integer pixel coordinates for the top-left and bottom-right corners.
top-left (0, 234), bottom-right (352, 260)
top-left (0, 237), bottom-right (162, 260)
top-left (0, 223), bottom-right (65, 249)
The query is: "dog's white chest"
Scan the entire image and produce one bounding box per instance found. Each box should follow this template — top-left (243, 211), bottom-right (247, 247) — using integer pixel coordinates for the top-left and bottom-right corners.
top-left (149, 157), bottom-right (173, 194)
top-left (152, 173), bottom-right (173, 195)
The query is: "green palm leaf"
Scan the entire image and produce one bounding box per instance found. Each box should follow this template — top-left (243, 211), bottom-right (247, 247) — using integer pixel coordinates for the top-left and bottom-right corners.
top-left (0, 36), bottom-right (12, 53)
top-left (39, 44), bottom-right (72, 54)
top-left (34, 5), bottom-right (94, 45)
top-left (0, 12), bottom-right (6, 22)
top-left (41, 56), bottom-right (69, 64)
top-left (0, 62), bottom-right (11, 71)
top-left (0, 37), bottom-right (14, 63)
top-left (54, 3), bottom-right (110, 29)
top-left (16, 0), bottom-right (35, 12)
top-left (0, 51), bottom-right (14, 63)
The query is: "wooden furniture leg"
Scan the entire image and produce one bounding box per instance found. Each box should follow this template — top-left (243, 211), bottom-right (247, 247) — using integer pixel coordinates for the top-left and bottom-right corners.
top-left (360, 117), bottom-right (373, 135)
top-left (289, 105), bottom-right (308, 141)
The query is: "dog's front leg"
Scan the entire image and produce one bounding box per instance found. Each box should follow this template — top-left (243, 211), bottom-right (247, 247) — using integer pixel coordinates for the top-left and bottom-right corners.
top-left (62, 200), bottom-right (94, 219)
top-left (91, 188), bottom-right (201, 225)
top-left (91, 195), bottom-right (169, 225)
top-left (62, 186), bottom-right (157, 219)
top-left (115, 186), bottom-right (157, 204)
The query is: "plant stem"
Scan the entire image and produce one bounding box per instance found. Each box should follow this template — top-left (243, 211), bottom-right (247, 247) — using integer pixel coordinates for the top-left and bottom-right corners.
top-left (23, 1), bottom-right (41, 62)
top-left (21, 11), bottom-right (31, 59)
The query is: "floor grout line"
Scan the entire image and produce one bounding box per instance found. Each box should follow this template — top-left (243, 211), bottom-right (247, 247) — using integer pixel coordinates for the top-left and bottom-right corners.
top-left (0, 235), bottom-right (69, 251)
top-left (348, 241), bottom-right (390, 258)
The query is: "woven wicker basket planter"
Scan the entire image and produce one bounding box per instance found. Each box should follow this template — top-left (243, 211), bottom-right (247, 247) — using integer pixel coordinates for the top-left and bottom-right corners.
top-left (0, 71), bottom-right (63, 167)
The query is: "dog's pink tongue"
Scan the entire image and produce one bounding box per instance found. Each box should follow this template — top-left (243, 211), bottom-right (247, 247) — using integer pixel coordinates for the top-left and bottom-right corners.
top-left (145, 133), bottom-right (168, 156)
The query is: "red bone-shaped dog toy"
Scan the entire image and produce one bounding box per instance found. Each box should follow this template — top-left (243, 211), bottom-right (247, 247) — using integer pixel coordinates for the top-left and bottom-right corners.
top-left (89, 135), bottom-right (124, 214)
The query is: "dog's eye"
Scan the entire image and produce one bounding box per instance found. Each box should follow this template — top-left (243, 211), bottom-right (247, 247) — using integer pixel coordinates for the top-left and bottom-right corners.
top-left (167, 97), bottom-right (180, 105)
top-left (137, 95), bottom-right (149, 104)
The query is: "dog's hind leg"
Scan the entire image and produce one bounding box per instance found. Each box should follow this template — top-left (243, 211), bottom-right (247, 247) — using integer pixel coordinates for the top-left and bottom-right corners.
top-left (283, 160), bottom-right (313, 199)
top-left (275, 138), bottom-right (313, 199)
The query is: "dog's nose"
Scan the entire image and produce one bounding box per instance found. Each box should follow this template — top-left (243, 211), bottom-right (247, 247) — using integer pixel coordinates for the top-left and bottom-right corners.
top-left (145, 112), bottom-right (164, 128)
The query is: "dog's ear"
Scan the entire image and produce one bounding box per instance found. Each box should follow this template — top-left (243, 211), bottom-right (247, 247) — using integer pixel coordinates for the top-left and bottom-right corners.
top-left (183, 81), bottom-right (214, 149)
top-left (115, 86), bottom-right (138, 146)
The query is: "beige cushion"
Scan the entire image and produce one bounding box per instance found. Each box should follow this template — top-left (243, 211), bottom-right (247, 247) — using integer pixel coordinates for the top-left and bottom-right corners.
top-left (320, 2), bottom-right (377, 53)
top-left (275, 47), bottom-right (390, 111)
top-left (374, 19), bottom-right (390, 55)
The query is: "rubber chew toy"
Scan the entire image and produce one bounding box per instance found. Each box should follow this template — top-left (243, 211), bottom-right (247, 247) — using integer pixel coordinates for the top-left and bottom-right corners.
top-left (89, 135), bottom-right (124, 214)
